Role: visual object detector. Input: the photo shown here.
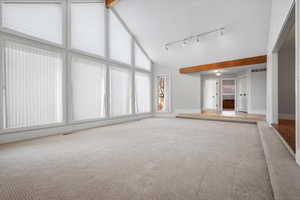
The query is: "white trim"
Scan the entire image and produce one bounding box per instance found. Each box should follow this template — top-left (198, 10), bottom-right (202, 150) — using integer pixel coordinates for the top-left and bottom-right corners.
top-left (296, 0), bottom-right (300, 166)
top-left (0, 114), bottom-right (153, 144)
top-left (175, 109), bottom-right (200, 114)
top-left (248, 110), bottom-right (266, 115)
top-left (0, 39), bottom-right (3, 129)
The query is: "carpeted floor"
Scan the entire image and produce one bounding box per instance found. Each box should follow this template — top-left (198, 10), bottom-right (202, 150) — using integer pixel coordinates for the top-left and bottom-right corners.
top-left (0, 118), bottom-right (274, 200)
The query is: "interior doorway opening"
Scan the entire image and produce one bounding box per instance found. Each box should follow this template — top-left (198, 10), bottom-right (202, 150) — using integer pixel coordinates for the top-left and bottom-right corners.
top-left (273, 9), bottom-right (296, 153)
top-left (221, 79), bottom-right (236, 111)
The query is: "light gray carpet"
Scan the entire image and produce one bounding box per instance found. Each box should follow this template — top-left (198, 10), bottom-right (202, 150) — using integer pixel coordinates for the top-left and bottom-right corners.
top-left (0, 118), bottom-right (274, 200)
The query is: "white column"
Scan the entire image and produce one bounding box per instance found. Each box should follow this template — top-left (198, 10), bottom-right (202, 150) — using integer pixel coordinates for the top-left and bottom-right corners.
top-left (266, 52), bottom-right (278, 125)
top-left (295, 0), bottom-right (300, 166)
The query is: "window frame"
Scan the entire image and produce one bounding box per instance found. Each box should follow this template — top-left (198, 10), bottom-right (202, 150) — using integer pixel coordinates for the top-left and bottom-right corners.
top-left (109, 65), bottom-right (133, 118)
top-left (0, 0), bottom-right (153, 135)
top-left (134, 71), bottom-right (153, 114)
top-left (69, 0), bottom-right (106, 58)
top-left (0, 35), bottom-right (67, 133)
top-left (0, 0), bottom-right (66, 47)
top-left (69, 53), bottom-right (107, 123)
top-left (155, 73), bottom-right (171, 113)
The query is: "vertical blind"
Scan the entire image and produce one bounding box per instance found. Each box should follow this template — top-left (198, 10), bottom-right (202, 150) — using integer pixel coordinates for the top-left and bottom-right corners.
top-left (71, 57), bottom-right (106, 121)
top-left (2, 3), bottom-right (63, 44)
top-left (4, 41), bottom-right (63, 129)
top-left (110, 67), bottom-right (132, 117)
top-left (71, 3), bottom-right (105, 56)
top-left (135, 72), bottom-right (151, 113)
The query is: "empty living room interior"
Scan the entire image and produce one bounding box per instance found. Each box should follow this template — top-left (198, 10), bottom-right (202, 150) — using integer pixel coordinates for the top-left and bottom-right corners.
top-left (0, 0), bottom-right (300, 199)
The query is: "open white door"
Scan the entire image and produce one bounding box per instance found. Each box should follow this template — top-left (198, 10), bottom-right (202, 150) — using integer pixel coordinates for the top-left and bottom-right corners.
top-left (203, 79), bottom-right (218, 110)
top-left (238, 77), bottom-right (248, 112)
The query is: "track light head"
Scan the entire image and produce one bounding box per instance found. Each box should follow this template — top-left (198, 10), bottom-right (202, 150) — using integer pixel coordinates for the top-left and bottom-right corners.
top-left (182, 39), bottom-right (188, 47)
top-left (164, 44), bottom-right (169, 50)
top-left (220, 28), bottom-right (225, 36)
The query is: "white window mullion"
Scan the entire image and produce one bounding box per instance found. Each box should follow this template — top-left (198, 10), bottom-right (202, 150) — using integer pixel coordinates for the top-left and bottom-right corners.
top-left (104, 7), bottom-right (110, 119)
top-left (131, 38), bottom-right (136, 114)
top-left (0, 39), bottom-right (4, 129)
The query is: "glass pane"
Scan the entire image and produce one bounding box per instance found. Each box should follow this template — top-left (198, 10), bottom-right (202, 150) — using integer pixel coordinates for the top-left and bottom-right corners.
top-left (109, 10), bottom-right (132, 64)
top-left (71, 57), bottom-right (106, 121)
top-left (110, 67), bottom-right (132, 117)
top-left (135, 43), bottom-right (151, 71)
top-left (5, 41), bottom-right (63, 128)
top-left (157, 75), bottom-right (168, 112)
top-left (71, 2), bottom-right (105, 56)
top-left (135, 72), bottom-right (151, 113)
top-left (2, 3), bottom-right (62, 44)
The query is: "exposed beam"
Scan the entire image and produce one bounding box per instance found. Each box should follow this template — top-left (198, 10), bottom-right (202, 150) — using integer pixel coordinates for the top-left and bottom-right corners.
top-left (106, 0), bottom-right (119, 8)
top-left (179, 55), bottom-right (267, 74)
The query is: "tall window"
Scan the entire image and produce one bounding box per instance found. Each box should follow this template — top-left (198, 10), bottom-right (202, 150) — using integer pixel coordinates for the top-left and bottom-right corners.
top-left (135, 72), bottom-right (151, 113)
top-left (71, 2), bottom-right (105, 56)
top-left (0, 1), bottom-right (152, 132)
top-left (135, 43), bottom-right (151, 71)
top-left (157, 75), bottom-right (169, 112)
top-left (110, 67), bottom-right (132, 117)
top-left (109, 10), bottom-right (132, 64)
top-left (3, 41), bottom-right (63, 129)
top-left (71, 57), bottom-right (106, 121)
top-left (2, 2), bottom-right (63, 44)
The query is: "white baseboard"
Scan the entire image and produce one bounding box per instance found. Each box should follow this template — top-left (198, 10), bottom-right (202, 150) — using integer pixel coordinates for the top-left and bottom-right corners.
top-left (248, 110), bottom-right (266, 115)
top-left (0, 114), bottom-right (153, 145)
top-left (175, 109), bottom-right (201, 114)
top-left (154, 113), bottom-right (177, 118)
top-left (297, 151), bottom-right (300, 168)
top-left (278, 113), bottom-right (295, 120)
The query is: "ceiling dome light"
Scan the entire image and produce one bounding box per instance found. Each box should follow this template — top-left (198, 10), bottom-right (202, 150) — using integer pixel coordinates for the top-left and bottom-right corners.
top-left (216, 71), bottom-right (222, 76)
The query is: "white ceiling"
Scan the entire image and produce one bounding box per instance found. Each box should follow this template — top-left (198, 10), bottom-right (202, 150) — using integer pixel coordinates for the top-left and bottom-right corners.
top-left (115, 0), bottom-right (272, 68)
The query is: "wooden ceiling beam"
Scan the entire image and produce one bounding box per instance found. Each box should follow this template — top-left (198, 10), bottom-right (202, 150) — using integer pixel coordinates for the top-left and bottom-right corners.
top-left (106, 0), bottom-right (119, 8)
top-left (179, 55), bottom-right (267, 74)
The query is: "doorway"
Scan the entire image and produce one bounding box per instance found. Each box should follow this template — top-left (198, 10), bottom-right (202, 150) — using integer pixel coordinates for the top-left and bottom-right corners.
top-left (221, 79), bottom-right (236, 111)
top-left (274, 17), bottom-right (296, 153)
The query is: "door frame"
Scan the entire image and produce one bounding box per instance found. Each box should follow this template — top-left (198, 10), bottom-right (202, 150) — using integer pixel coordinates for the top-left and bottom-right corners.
top-left (201, 78), bottom-right (219, 111)
top-left (236, 75), bottom-right (248, 113)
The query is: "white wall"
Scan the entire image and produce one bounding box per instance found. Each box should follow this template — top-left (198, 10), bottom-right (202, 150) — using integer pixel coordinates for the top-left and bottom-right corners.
top-left (250, 70), bottom-right (267, 114)
top-left (154, 64), bottom-right (201, 114)
top-left (266, 0), bottom-right (294, 124)
top-left (268, 0), bottom-right (294, 51)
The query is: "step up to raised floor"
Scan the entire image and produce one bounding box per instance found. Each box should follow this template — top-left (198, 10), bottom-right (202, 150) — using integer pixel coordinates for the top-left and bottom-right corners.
top-left (257, 121), bottom-right (300, 200)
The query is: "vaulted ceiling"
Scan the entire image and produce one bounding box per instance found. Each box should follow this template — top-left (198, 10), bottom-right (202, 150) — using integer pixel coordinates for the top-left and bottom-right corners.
top-left (114, 0), bottom-right (272, 68)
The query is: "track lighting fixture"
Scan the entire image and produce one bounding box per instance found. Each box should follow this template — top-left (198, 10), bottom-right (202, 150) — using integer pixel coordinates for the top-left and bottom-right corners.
top-left (163, 27), bottom-right (225, 50)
